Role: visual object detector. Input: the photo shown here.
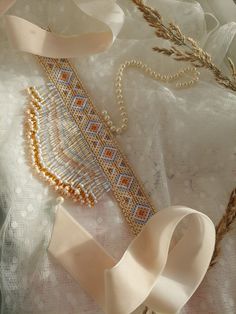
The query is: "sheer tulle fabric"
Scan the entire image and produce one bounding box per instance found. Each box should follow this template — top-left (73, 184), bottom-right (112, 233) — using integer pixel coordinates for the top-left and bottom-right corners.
top-left (0, 1), bottom-right (236, 313)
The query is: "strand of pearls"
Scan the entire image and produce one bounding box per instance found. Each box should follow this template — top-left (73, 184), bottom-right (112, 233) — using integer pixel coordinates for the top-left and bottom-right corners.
top-left (102, 59), bottom-right (200, 135)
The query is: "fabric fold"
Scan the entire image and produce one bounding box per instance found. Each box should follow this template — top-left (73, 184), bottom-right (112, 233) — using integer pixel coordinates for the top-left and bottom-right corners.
top-left (0, 0), bottom-right (124, 57)
top-left (48, 205), bottom-right (215, 314)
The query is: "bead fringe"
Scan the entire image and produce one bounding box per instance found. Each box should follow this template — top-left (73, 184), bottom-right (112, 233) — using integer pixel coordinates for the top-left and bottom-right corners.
top-left (25, 84), bottom-right (110, 207)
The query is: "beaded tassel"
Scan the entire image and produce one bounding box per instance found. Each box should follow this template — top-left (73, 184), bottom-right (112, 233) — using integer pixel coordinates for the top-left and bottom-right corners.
top-left (25, 85), bottom-right (110, 207)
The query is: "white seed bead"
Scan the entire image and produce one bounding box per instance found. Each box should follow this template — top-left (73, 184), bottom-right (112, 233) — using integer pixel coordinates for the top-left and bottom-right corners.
top-left (119, 106), bottom-right (125, 111)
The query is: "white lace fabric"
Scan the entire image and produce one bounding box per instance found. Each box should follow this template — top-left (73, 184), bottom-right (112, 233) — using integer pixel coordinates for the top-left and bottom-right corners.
top-left (0, 1), bottom-right (236, 313)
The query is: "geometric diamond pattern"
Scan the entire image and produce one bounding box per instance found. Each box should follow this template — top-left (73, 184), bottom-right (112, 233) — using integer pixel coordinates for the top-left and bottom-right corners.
top-left (47, 62), bottom-right (55, 71)
top-left (72, 95), bottom-right (87, 111)
top-left (119, 159), bottom-right (126, 168)
top-left (133, 204), bottom-right (151, 223)
top-left (92, 140), bottom-right (99, 148)
top-left (136, 188), bottom-right (144, 197)
top-left (101, 146), bottom-right (117, 162)
top-left (117, 174), bottom-right (133, 190)
top-left (57, 69), bottom-right (72, 84)
top-left (123, 195), bottom-right (132, 206)
top-left (86, 121), bottom-right (102, 135)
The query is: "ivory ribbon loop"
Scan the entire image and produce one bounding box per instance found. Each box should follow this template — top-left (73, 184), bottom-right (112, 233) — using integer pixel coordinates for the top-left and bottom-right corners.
top-left (0, 0), bottom-right (124, 57)
top-left (48, 205), bottom-right (215, 314)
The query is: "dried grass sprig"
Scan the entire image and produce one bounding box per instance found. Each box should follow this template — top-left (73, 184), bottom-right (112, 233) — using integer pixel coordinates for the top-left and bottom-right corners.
top-left (132, 0), bottom-right (236, 268)
top-left (210, 188), bottom-right (236, 267)
top-left (133, 0), bottom-right (236, 91)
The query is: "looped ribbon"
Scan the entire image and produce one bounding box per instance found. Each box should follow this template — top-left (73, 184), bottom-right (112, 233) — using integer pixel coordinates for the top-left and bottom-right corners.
top-left (0, 0), bottom-right (124, 57)
top-left (49, 205), bottom-right (215, 314)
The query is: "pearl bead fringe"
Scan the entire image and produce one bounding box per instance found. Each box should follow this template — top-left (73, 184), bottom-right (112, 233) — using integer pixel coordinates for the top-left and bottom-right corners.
top-left (25, 86), bottom-right (110, 207)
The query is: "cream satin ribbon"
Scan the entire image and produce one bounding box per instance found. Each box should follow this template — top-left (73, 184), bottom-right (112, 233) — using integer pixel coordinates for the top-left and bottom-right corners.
top-left (0, 0), bottom-right (124, 57)
top-left (49, 204), bottom-right (215, 314)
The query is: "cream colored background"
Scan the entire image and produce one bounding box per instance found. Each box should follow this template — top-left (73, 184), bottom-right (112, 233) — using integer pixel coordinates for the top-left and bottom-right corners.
top-left (0, 1), bottom-right (236, 313)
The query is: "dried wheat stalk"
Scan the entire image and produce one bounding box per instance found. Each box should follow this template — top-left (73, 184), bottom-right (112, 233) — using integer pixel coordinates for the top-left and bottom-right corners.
top-left (210, 188), bottom-right (236, 267)
top-left (132, 0), bottom-right (236, 267)
top-left (133, 0), bottom-right (236, 91)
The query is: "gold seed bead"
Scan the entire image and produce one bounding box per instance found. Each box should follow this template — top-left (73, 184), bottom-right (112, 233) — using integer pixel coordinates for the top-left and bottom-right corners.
top-left (122, 118), bottom-right (128, 123)
top-left (121, 124), bottom-right (127, 130)
top-left (104, 115), bottom-right (110, 121)
top-left (110, 126), bottom-right (116, 132)
top-left (107, 121), bottom-right (113, 127)
top-left (116, 128), bottom-right (122, 134)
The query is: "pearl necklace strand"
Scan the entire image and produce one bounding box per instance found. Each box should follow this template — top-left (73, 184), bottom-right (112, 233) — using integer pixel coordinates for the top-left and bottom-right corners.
top-left (102, 59), bottom-right (200, 135)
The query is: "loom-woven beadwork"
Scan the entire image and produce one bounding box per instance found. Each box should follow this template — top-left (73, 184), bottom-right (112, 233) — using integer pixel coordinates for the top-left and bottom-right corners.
top-left (25, 57), bottom-right (157, 234)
